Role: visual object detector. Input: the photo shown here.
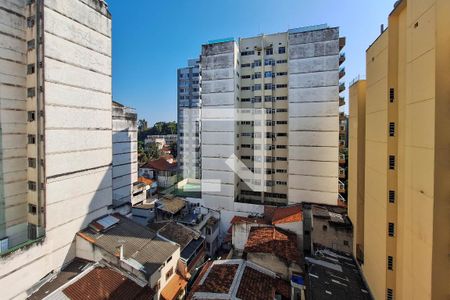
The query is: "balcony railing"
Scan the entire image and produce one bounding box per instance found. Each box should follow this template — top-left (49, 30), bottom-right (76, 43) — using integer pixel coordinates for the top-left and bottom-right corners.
top-left (339, 167), bottom-right (346, 179)
top-left (339, 67), bottom-right (346, 79)
top-left (339, 52), bottom-right (346, 65)
top-left (338, 180), bottom-right (346, 193)
top-left (339, 154), bottom-right (346, 165)
top-left (339, 82), bottom-right (346, 93)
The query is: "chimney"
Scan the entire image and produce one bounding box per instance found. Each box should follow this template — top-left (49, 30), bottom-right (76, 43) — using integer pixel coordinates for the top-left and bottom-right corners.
top-left (116, 245), bottom-right (124, 260)
top-left (380, 24), bottom-right (384, 34)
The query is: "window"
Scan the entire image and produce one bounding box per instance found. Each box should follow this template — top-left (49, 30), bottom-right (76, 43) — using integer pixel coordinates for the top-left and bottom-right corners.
top-left (276, 72), bottom-right (288, 76)
top-left (252, 96), bottom-right (262, 103)
top-left (277, 133), bottom-right (287, 137)
top-left (241, 86), bottom-right (251, 91)
top-left (343, 240), bottom-right (349, 246)
top-left (28, 158), bottom-right (36, 168)
top-left (276, 181), bottom-right (287, 185)
top-left (264, 71), bottom-right (273, 78)
top-left (242, 63), bottom-right (251, 68)
top-left (276, 157), bottom-right (287, 161)
top-left (253, 72), bottom-right (262, 79)
top-left (241, 50), bottom-right (255, 56)
top-left (389, 155), bottom-right (395, 170)
top-left (278, 46), bottom-right (286, 54)
top-left (277, 109), bottom-right (288, 113)
top-left (27, 87), bottom-right (35, 97)
top-left (27, 39), bottom-right (35, 51)
top-left (389, 190), bottom-right (395, 203)
top-left (389, 122), bottom-right (395, 137)
top-left (388, 223), bottom-right (395, 237)
top-left (389, 88), bottom-right (395, 103)
top-left (253, 84), bottom-right (261, 91)
top-left (28, 181), bottom-right (37, 191)
top-left (154, 281), bottom-right (160, 292)
top-left (241, 75), bottom-right (251, 79)
top-left (27, 64), bottom-right (35, 75)
top-left (276, 84), bottom-right (288, 88)
top-left (276, 121), bottom-right (287, 125)
top-left (253, 60), bottom-right (262, 67)
top-left (387, 288), bottom-right (393, 300)
top-left (276, 59), bottom-right (287, 64)
top-left (28, 134), bottom-right (36, 144)
top-left (387, 256), bottom-right (394, 270)
top-left (166, 256), bottom-right (172, 263)
top-left (264, 59), bottom-right (275, 66)
top-left (241, 98), bottom-right (251, 102)
top-left (265, 48), bottom-right (273, 55)
top-left (276, 145), bottom-right (287, 149)
top-left (27, 111), bottom-right (35, 122)
top-left (27, 16), bottom-right (35, 28)
top-left (165, 267), bottom-right (174, 281)
top-left (264, 96), bottom-right (273, 102)
top-left (276, 96), bottom-right (288, 100)
top-left (28, 204), bottom-right (37, 215)
top-left (264, 83), bottom-right (273, 90)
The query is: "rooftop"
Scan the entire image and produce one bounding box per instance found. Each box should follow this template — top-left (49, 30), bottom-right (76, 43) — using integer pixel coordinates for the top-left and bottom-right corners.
top-left (158, 222), bottom-right (204, 261)
top-left (305, 245), bottom-right (372, 300)
top-left (141, 158), bottom-right (176, 172)
top-left (188, 259), bottom-right (290, 300)
top-left (244, 226), bottom-right (299, 263)
top-left (265, 205), bottom-right (302, 224)
top-left (157, 196), bottom-right (186, 215)
top-left (77, 214), bottom-right (178, 277)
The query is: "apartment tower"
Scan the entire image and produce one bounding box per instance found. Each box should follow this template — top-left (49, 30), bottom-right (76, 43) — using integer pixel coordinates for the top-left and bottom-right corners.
top-left (177, 58), bottom-right (202, 180)
top-left (348, 0), bottom-right (449, 299)
top-left (200, 25), bottom-right (346, 213)
top-left (0, 0), bottom-right (112, 298)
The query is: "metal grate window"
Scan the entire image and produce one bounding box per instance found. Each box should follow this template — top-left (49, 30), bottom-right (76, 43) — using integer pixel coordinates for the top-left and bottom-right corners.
top-left (389, 155), bottom-right (396, 170)
top-left (28, 181), bottom-right (37, 191)
top-left (387, 256), bottom-right (394, 270)
top-left (387, 288), bottom-right (393, 300)
top-left (27, 87), bottom-right (35, 98)
top-left (27, 134), bottom-right (36, 144)
top-left (389, 190), bottom-right (396, 203)
top-left (388, 223), bottom-right (395, 237)
top-left (28, 158), bottom-right (36, 168)
top-left (389, 122), bottom-right (395, 137)
top-left (27, 111), bottom-right (35, 122)
top-left (389, 88), bottom-right (395, 103)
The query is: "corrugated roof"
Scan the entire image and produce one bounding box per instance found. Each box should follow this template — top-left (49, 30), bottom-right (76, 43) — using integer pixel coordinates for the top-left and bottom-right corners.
top-left (141, 158), bottom-right (176, 171)
top-left (157, 197), bottom-right (186, 214)
top-left (78, 215), bottom-right (178, 277)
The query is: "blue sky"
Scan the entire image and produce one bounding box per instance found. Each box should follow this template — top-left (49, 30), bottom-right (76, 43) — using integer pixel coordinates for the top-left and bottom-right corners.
top-left (108, 0), bottom-right (394, 125)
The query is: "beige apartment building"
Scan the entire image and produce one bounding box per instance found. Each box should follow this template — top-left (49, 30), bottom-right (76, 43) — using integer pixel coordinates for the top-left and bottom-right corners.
top-left (348, 0), bottom-right (449, 299)
top-left (0, 0), bottom-right (112, 298)
top-left (201, 25), bottom-right (346, 213)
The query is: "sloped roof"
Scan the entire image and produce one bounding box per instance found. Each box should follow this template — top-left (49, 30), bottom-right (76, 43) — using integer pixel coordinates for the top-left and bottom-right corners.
top-left (157, 197), bottom-right (186, 214)
top-left (141, 158), bottom-right (176, 171)
top-left (138, 176), bottom-right (155, 186)
top-left (244, 226), bottom-right (299, 263)
top-left (230, 215), bottom-right (267, 225)
top-left (264, 205), bottom-right (302, 224)
top-left (63, 266), bottom-right (154, 300)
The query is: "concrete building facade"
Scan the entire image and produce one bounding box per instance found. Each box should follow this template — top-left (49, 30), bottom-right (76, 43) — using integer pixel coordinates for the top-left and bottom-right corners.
top-left (177, 59), bottom-right (202, 180)
top-left (200, 25), bottom-right (345, 215)
top-left (349, 1), bottom-right (450, 299)
top-left (112, 101), bottom-right (138, 210)
top-left (0, 1), bottom-right (113, 298)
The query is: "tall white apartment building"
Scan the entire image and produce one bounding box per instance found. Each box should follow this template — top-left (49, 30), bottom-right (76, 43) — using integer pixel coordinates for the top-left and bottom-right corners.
top-left (0, 0), bottom-right (112, 298)
top-left (201, 25), bottom-right (345, 212)
top-left (177, 58), bottom-right (202, 179)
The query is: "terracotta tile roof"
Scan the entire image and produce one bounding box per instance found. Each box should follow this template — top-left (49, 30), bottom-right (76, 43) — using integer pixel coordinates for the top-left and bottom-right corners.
top-left (230, 215), bottom-right (267, 225)
top-left (244, 226), bottom-right (299, 263)
top-left (161, 273), bottom-right (188, 300)
top-left (188, 260), bottom-right (291, 300)
top-left (141, 158), bottom-right (176, 171)
top-left (63, 266), bottom-right (154, 300)
top-left (197, 263), bottom-right (238, 294)
top-left (271, 205), bottom-right (302, 224)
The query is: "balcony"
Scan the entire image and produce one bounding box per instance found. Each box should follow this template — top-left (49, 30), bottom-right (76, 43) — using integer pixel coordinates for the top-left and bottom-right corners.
top-left (339, 139), bottom-right (346, 149)
top-left (339, 37), bottom-right (346, 51)
top-left (339, 52), bottom-right (346, 65)
top-left (339, 167), bottom-right (346, 179)
top-left (338, 180), bottom-right (346, 193)
top-left (339, 96), bottom-right (345, 106)
top-left (340, 124), bottom-right (346, 132)
top-left (339, 82), bottom-right (346, 93)
top-left (339, 153), bottom-right (346, 165)
top-left (339, 112), bottom-right (346, 120)
top-left (339, 67), bottom-right (346, 79)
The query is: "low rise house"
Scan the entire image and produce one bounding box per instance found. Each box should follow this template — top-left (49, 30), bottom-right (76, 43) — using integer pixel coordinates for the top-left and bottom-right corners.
top-left (75, 214), bottom-right (185, 299)
top-left (158, 222), bottom-right (205, 277)
top-left (188, 259), bottom-right (292, 300)
top-left (244, 226), bottom-right (302, 281)
top-left (156, 196), bottom-right (187, 220)
top-left (131, 200), bottom-right (157, 225)
top-left (140, 158), bottom-right (177, 189)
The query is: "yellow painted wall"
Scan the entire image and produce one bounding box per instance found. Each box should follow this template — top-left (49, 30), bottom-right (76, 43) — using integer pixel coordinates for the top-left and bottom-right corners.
top-left (348, 80), bottom-right (366, 257)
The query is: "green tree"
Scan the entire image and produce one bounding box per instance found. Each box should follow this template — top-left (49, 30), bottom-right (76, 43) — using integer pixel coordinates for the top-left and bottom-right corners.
top-left (146, 143), bottom-right (162, 160)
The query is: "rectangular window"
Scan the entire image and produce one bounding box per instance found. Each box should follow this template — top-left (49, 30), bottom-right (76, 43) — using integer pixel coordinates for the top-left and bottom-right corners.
top-left (389, 88), bottom-right (395, 103)
top-left (387, 256), bottom-right (394, 270)
top-left (264, 83), bottom-right (272, 90)
top-left (389, 155), bottom-right (395, 170)
top-left (276, 145), bottom-right (287, 149)
top-left (277, 109), bottom-right (288, 113)
top-left (276, 84), bottom-right (288, 88)
top-left (276, 72), bottom-right (288, 76)
top-left (278, 46), bottom-right (286, 54)
top-left (28, 204), bottom-right (37, 214)
top-left (389, 122), bottom-right (395, 137)
top-left (27, 111), bottom-right (35, 122)
top-left (241, 98), bottom-right (251, 102)
top-left (389, 190), bottom-right (395, 203)
top-left (27, 16), bottom-right (35, 28)
top-left (28, 158), bottom-right (36, 168)
top-left (252, 96), bottom-right (262, 103)
top-left (276, 181), bottom-right (287, 185)
top-left (28, 134), bottom-right (36, 144)
top-left (264, 71), bottom-right (273, 78)
top-left (242, 63), bottom-right (251, 68)
top-left (264, 59), bottom-right (274, 66)
top-left (276, 121), bottom-right (287, 125)
top-left (276, 169), bottom-right (287, 173)
top-left (276, 96), bottom-right (288, 100)
top-left (27, 39), bottom-right (35, 51)
top-left (277, 133), bottom-right (287, 137)
top-left (388, 222), bottom-right (395, 237)
top-left (27, 64), bottom-right (35, 75)
top-left (28, 181), bottom-right (37, 191)
top-left (27, 87), bottom-right (35, 98)
top-left (253, 60), bottom-right (262, 67)
top-left (276, 157), bottom-right (287, 161)
top-left (241, 86), bottom-right (251, 91)
top-left (241, 50), bottom-right (255, 56)
top-left (265, 48), bottom-right (273, 55)
top-left (165, 267), bottom-right (173, 281)
top-left (276, 59), bottom-right (287, 64)
top-left (253, 84), bottom-right (261, 91)
top-left (264, 96), bottom-right (272, 102)
top-left (241, 75), bottom-right (251, 79)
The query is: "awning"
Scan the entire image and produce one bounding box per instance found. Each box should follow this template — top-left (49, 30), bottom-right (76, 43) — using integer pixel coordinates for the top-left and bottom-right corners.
top-left (161, 274), bottom-right (187, 300)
